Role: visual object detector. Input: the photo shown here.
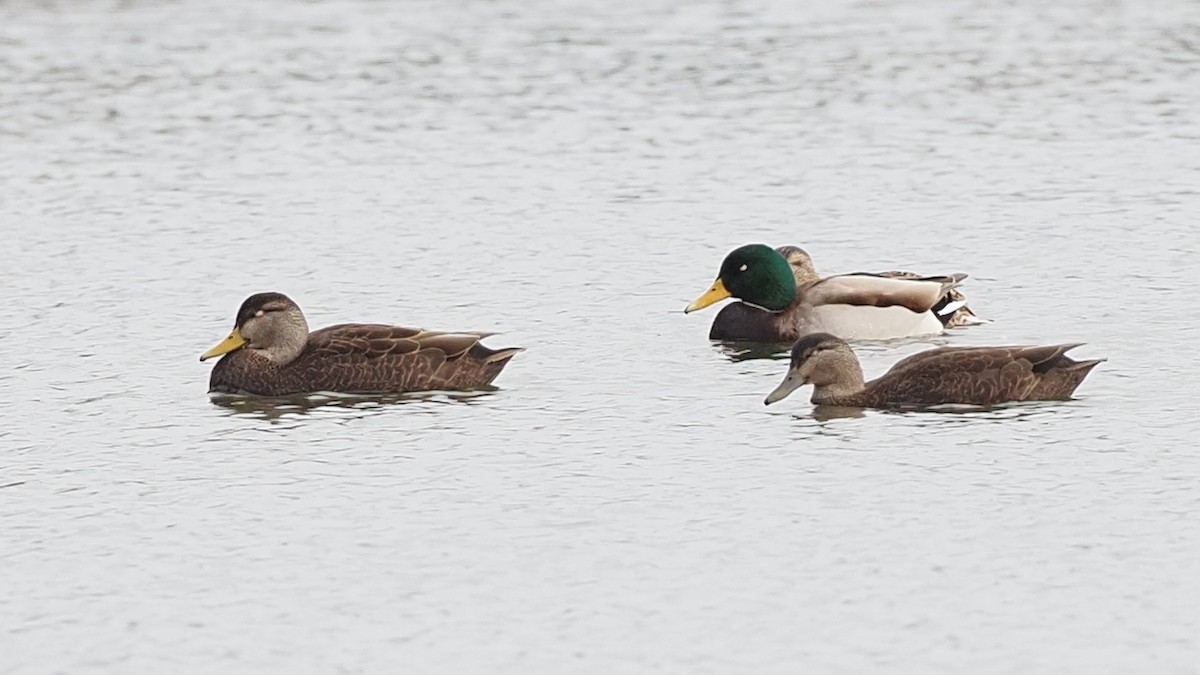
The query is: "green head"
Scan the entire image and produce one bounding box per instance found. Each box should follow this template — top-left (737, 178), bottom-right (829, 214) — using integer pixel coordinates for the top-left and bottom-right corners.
top-left (685, 244), bottom-right (797, 313)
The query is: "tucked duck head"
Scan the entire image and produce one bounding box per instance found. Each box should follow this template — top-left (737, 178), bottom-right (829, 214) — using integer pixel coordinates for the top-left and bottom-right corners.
top-left (764, 332), bottom-right (863, 405)
top-left (199, 292), bottom-right (310, 365)
top-left (685, 244), bottom-right (797, 314)
top-left (773, 245), bottom-right (821, 289)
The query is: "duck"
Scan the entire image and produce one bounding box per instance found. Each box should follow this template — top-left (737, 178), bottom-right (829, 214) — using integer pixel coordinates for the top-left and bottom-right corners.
top-left (199, 292), bottom-right (522, 396)
top-left (684, 244), bottom-right (983, 342)
top-left (764, 332), bottom-right (1103, 409)
top-left (776, 245), bottom-right (985, 330)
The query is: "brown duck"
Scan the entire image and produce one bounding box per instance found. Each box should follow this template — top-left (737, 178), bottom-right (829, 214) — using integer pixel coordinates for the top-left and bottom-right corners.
top-left (764, 332), bottom-right (1103, 409)
top-left (199, 292), bottom-right (522, 396)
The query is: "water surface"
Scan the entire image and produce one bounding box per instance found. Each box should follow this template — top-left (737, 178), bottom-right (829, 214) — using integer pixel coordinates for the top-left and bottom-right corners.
top-left (3, 0), bottom-right (1200, 672)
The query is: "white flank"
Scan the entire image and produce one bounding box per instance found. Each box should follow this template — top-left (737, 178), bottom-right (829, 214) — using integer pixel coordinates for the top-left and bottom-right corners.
top-left (808, 305), bottom-right (944, 340)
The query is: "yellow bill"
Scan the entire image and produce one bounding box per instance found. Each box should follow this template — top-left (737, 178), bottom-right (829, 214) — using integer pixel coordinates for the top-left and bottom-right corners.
top-left (684, 278), bottom-right (731, 313)
top-left (200, 328), bottom-right (246, 361)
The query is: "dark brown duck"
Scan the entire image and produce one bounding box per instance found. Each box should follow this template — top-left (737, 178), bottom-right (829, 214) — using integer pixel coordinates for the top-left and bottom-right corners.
top-left (764, 332), bottom-right (1103, 409)
top-left (199, 292), bottom-right (522, 396)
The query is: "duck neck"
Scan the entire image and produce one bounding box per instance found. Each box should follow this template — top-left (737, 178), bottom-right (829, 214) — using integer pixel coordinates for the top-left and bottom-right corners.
top-left (257, 313), bottom-right (309, 365)
top-left (786, 254), bottom-right (821, 291)
top-left (266, 333), bottom-right (307, 365)
top-left (747, 282), bottom-right (796, 312)
top-left (735, 265), bottom-right (796, 312)
top-left (809, 357), bottom-right (866, 405)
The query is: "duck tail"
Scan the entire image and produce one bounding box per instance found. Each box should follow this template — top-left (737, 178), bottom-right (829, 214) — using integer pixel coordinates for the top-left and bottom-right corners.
top-left (1029, 346), bottom-right (1105, 399)
top-left (482, 346), bottom-right (524, 364)
top-left (479, 347), bottom-right (522, 385)
top-left (932, 286), bottom-right (987, 328)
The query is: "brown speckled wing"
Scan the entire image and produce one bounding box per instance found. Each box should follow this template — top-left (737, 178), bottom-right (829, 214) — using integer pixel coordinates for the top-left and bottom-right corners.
top-left (304, 324), bottom-right (520, 393)
top-left (298, 324), bottom-right (442, 393)
top-left (412, 332), bottom-right (484, 359)
top-left (864, 345), bottom-right (1099, 406)
top-left (309, 324), bottom-right (423, 357)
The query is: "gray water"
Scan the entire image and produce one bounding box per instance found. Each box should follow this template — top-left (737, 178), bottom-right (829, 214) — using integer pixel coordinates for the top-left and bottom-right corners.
top-left (4, 0), bottom-right (1200, 672)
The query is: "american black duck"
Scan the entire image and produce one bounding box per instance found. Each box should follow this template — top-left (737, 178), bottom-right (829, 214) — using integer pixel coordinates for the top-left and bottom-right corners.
top-left (764, 332), bottom-right (1103, 409)
top-left (199, 292), bottom-right (522, 396)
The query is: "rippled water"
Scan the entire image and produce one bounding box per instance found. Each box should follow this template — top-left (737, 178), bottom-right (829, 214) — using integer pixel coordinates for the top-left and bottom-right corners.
top-left (4, 0), bottom-right (1200, 672)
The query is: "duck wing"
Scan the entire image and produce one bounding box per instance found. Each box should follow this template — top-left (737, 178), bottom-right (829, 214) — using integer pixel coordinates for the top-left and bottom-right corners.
top-left (876, 270), bottom-right (984, 326)
top-left (803, 272), bottom-right (966, 314)
top-left (868, 344), bottom-right (1100, 406)
top-left (301, 324), bottom-right (520, 392)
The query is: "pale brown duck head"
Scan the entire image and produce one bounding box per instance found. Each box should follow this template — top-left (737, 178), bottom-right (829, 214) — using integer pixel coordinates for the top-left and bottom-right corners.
top-left (199, 292), bottom-right (310, 365)
top-left (764, 332), bottom-right (865, 405)
top-left (774, 245), bottom-right (822, 289)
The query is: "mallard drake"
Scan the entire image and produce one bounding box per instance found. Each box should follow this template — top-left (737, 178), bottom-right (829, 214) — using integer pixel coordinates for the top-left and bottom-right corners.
top-left (199, 292), bottom-right (522, 396)
top-left (684, 244), bottom-right (983, 342)
top-left (764, 332), bottom-right (1103, 409)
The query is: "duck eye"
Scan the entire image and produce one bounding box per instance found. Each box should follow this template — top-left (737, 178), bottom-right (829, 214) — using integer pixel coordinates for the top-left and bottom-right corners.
top-left (738, 264), bottom-right (748, 272)
top-left (255, 309), bottom-right (265, 317)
